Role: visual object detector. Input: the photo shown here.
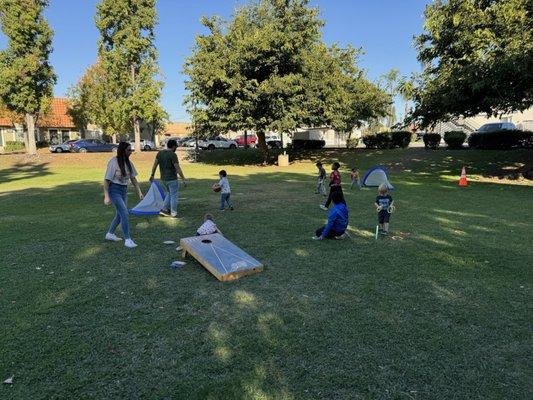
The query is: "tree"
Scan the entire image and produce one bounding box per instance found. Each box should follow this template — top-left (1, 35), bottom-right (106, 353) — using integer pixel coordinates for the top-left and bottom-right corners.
top-left (380, 69), bottom-right (399, 128)
top-left (95, 0), bottom-right (166, 152)
top-left (412, 0), bottom-right (533, 126)
top-left (300, 44), bottom-right (388, 135)
top-left (67, 62), bottom-right (121, 141)
top-left (0, 0), bottom-right (56, 155)
top-left (397, 77), bottom-right (415, 124)
top-left (185, 0), bottom-right (387, 161)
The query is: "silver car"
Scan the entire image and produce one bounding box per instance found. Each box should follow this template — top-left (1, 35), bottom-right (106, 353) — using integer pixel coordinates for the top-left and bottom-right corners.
top-left (49, 140), bottom-right (76, 153)
top-left (129, 139), bottom-right (155, 151)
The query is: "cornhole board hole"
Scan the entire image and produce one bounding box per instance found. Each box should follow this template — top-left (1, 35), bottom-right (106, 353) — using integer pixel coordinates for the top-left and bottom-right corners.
top-left (180, 233), bottom-right (263, 281)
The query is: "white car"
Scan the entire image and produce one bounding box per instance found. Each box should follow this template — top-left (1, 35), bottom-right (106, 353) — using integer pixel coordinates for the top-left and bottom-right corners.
top-left (265, 134), bottom-right (282, 148)
top-left (129, 139), bottom-right (155, 151)
top-left (198, 136), bottom-right (238, 150)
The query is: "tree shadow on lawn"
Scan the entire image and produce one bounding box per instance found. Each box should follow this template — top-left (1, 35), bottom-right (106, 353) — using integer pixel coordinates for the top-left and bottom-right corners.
top-left (0, 161), bottom-right (52, 185)
top-left (0, 174), bottom-right (531, 399)
top-left (195, 147), bottom-right (533, 185)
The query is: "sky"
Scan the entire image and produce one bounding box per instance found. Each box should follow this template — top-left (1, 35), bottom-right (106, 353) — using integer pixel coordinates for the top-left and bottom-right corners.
top-left (0, 0), bottom-right (430, 122)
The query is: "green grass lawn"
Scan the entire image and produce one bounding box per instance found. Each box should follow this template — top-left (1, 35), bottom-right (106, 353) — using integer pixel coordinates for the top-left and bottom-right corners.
top-left (0, 148), bottom-right (531, 399)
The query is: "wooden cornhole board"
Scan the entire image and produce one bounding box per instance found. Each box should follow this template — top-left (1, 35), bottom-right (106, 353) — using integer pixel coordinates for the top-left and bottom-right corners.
top-left (180, 233), bottom-right (263, 281)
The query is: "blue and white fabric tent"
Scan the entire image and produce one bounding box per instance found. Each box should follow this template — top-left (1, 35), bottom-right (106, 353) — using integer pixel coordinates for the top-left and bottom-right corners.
top-left (361, 166), bottom-right (394, 190)
top-left (129, 180), bottom-right (166, 215)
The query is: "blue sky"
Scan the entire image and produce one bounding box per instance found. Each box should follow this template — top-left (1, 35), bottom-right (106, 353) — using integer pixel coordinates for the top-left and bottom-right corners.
top-left (0, 0), bottom-right (429, 122)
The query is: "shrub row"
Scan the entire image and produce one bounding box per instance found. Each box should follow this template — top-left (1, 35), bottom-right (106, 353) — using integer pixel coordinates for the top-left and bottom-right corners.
top-left (423, 133), bottom-right (441, 149)
top-left (3, 141), bottom-right (25, 151)
top-left (443, 131), bottom-right (467, 149)
top-left (468, 130), bottom-right (533, 149)
top-left (362, 131), bottom-right (412, 149)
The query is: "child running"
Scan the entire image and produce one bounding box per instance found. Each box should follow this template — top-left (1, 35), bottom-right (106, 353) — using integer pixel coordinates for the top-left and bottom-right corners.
top-left (314, 191), bottom-right (349, 240)
top-left (375, 183), bottom-right (394, 235)
top-left (196, 214), bottom-right (222, 236)
top-left (218, 170), bottom-right (234, 211)
top-left (350, 168), bottom-right (360, 189)
top-left (315, 162), bottom-right (326, 196)
top-left (321, 162), bottom-right (345, 210)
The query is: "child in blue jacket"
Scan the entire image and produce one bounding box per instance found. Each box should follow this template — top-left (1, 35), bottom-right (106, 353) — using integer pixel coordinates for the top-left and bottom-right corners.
top-left (314, 191), bottom-right (349, 240)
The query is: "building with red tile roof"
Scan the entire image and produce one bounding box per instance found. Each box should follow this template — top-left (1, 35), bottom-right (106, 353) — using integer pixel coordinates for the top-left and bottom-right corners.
top-left (0, 98), bottom-right (81, 149)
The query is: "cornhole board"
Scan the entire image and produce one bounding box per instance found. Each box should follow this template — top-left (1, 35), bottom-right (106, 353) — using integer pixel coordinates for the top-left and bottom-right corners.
top-left (180, 233), bottom-right (263, 281)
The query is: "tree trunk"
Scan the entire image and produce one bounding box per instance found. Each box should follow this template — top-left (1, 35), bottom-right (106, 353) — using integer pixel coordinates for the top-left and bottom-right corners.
top-left (130, 64), bottom-right (141, 152)
top-left (256, 131), bottom-right (269, 164)
top-left (133, 118), bottom-right (141, 152)
top-left (112, 133), bottom-right (117, 144)
top-left (244, 130), bottom-right (248, 148)
top-left (25, 113), bottom-right (37, 155)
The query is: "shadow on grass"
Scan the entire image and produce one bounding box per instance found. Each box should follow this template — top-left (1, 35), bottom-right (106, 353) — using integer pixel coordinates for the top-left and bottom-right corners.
top-left (0, 168), bottom-right (531, 399)
top-left (0, 161), bottom-right (52, 184)
top-left (192, 147), bottom-right (533, 183)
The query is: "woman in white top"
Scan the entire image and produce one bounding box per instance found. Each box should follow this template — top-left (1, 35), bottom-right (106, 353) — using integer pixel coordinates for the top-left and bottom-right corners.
top-left (103, 142), bottom-right (143, 248)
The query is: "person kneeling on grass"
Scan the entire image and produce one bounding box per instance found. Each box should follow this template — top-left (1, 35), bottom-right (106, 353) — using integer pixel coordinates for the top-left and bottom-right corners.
top-left (315, 191), bottom-right (349, 240)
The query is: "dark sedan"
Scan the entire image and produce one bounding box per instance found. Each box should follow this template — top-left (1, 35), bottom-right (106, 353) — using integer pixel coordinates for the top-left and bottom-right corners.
top-left (70, 139), bottom-right (118, 153)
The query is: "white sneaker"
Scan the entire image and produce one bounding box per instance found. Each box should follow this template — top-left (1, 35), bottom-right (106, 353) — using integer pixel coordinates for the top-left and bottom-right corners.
top-left (124, 239), bottom-right (138, 248)
top-left (105, 233), bottom-right (122, 242)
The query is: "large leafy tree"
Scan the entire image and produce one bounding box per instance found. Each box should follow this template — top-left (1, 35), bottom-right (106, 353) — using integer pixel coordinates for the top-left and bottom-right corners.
top-left (300, 44), bottom-right (388, 134)
top-left (185, 0), bottom-right (387, 159)
top-left (95, 0), bottom-right (166, 152)
top-left (67, 62), bottom-right (121, 141)
top-left (0, 0), bottom-right (56, 155)
top-left (412, 0), bottom-right (533, 126)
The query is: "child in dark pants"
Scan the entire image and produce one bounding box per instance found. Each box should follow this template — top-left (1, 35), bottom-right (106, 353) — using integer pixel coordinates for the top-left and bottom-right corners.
top-left (321, 162), bottom-right (345, 210)
top-left (315, 162), bottom-right (326, 195)
top-left (375, 183), bottom-right (394, 235)
top-left (315, 191), bottom-right (349, 240)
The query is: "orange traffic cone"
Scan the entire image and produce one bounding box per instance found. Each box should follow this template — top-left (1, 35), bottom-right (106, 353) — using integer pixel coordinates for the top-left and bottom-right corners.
top-left (459, 166), bottom-right (468, 186)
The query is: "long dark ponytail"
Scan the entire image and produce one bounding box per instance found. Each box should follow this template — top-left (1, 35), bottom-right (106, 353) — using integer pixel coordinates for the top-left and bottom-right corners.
top-left (116, 142), bottom-right (133, 177)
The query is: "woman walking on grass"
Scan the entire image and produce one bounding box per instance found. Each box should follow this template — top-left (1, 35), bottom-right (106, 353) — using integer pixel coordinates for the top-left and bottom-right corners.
top-left (103, 142), bottom-right (143, 248)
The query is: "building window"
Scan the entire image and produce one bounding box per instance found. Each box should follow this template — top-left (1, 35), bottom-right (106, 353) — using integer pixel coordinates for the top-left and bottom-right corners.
top-left (61, 130), bottom-right (70, 142)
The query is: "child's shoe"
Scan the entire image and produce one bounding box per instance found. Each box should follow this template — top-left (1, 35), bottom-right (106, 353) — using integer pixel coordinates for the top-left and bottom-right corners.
top-left (159, 209), bottom-right (171, 217)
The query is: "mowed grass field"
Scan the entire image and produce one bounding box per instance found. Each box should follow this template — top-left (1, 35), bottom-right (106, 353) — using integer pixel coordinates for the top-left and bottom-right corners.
top-left (0, 148), bottom-right (531, 400)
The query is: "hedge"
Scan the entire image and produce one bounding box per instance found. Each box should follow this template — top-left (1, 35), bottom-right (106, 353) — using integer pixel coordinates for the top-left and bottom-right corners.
top-left (362, 132), bottom-right (391, 149)
top-left (363, 131), bottom-right (412, 149)
top-left (3, 141), bottom-right (25, 151)
top-left (423, 133), bottom-right (441, 149)
top-left (443, 131), bottom-right (467, 149)
top-left (346, 137), bottom-right (359, 149)
top-left (391, 131), bottom-right (412, 148)
top-left (467, 129), bottom-right (532, 149)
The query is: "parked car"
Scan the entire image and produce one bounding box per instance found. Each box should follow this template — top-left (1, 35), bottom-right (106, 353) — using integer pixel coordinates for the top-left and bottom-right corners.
top-left (476, 122), bottom-right (517, 133)
top-left (234, 134), bottom-right (257, 147)
top-left (182, 138), bottom-right (197, 147)
top-left (198, 136), bottom-right (238, 150)
top-left (49, 140), bottom-right (77, 153)
top-left (129, 139), bottom-right (155, 151)
top-left (265, 134), bottom-right (282, 149)
top-left (70, 139), bottom-right (118, 153)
